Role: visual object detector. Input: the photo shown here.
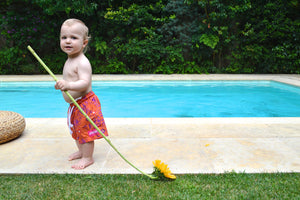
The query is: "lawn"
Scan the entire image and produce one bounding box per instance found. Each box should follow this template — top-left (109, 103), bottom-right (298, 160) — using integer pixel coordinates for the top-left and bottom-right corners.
top-left (0, 173), bottom-right (299, 199)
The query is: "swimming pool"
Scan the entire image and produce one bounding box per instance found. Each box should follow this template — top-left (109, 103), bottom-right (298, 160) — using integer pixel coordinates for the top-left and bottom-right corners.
top-left (1, 80), bottom-right (300, 118)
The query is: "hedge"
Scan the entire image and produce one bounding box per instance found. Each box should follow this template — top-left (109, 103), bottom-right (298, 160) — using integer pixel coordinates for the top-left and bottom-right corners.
top-left (0, 0), bottom-right (299, 74)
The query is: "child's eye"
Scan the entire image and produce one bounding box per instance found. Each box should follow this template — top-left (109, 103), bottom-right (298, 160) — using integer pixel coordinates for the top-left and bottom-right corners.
top-left (71, 36), bottom-right (77, 40)
top-left (61, 36), bottom-right (67, 39)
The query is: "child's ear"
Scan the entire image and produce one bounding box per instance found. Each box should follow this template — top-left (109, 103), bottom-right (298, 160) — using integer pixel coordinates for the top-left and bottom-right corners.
top-left (83, 39), bottom-right (89, 47)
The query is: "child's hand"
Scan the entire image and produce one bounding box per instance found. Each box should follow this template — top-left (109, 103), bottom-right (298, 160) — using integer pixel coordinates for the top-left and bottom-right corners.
top-left (55, 80), bottom-right (70, 91)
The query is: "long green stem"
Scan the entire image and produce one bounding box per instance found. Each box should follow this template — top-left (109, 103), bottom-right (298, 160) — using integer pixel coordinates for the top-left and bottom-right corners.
top-left (27, 45), bottom-right (155, 179)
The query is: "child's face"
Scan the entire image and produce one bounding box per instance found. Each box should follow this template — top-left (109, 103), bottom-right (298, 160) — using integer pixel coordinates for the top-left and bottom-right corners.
top-left (60, 23), bottom-right (88, 57)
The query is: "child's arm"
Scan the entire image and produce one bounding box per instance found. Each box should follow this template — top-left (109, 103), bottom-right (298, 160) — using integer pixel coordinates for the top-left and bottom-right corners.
top-left (55, 60), bottom-right (91, 92)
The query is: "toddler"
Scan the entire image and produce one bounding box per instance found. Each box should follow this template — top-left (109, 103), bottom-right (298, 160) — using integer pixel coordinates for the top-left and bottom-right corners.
top-left (55, 18), bottom-right (108, 170)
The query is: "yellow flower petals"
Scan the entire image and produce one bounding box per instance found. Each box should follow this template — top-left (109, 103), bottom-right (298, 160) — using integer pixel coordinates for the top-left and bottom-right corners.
top-left (165, 173), bottom-right (176, 179)
top-left (152, 160), bottom-right (176, 180)
top-left (152, 160), bottom-right (162, 168)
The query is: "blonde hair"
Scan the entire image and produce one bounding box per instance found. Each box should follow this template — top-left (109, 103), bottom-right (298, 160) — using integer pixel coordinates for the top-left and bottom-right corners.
top-left (61, 18), bottom-right (91, 52)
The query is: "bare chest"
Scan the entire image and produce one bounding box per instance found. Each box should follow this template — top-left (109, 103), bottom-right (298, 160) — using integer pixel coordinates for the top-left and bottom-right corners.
top-left (63, 62), bottom-right (79, 81)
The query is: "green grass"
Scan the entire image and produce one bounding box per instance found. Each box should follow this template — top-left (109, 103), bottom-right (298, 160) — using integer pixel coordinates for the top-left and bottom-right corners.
top-left (0, 173), bottom-right (299, 199)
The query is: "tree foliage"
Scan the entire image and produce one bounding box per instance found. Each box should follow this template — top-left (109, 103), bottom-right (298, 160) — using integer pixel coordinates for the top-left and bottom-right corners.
top-left (0, 0), bottom-right (299, 74)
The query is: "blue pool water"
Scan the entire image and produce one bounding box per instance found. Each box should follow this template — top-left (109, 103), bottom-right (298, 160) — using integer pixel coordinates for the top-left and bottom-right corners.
top-left (1, 81), bottom-right (300, 118)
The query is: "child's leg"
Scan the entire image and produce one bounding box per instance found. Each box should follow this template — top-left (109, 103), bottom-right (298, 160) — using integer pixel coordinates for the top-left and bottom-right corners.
top-left (71, 141), bottom-right (95, 170)
top-left (68, 140), bottom-right (83, 161)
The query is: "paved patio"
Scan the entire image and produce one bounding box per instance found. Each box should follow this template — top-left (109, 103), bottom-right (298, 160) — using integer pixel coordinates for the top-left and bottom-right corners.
top-left (0, 74), bottom-right (300, 174)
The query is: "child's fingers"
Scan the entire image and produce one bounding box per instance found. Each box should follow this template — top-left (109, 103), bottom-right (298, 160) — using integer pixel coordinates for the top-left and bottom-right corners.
top-left (54, 82), bottom-right (60, 90)
top-left (54, 81), bottom-right (63, 90)
top-left (55, 80), bottom-right (69, 91)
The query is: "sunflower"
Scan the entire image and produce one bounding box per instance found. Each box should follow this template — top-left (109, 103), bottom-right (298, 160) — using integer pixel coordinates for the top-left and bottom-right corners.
top-left (152, 160), bottom-right (176, 180)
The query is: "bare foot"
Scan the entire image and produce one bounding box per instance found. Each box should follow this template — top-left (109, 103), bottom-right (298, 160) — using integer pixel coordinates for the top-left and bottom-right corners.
top-left (71, 158), bottom-right (94, 170)
top-left (68, 151), bottom-right (82, 161)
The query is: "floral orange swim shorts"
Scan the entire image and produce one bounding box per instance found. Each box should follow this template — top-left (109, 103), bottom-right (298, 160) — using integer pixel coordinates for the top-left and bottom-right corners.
top-left (67, 91), bottom-right (108, 144)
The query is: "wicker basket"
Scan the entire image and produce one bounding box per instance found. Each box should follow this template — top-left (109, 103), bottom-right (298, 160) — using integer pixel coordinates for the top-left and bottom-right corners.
top-left (0, 111), bottom-right (26, 144)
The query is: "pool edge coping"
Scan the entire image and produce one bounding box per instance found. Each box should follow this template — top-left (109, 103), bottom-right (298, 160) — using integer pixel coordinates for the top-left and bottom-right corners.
top-left (1, 74), bottom-right (300, 86)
